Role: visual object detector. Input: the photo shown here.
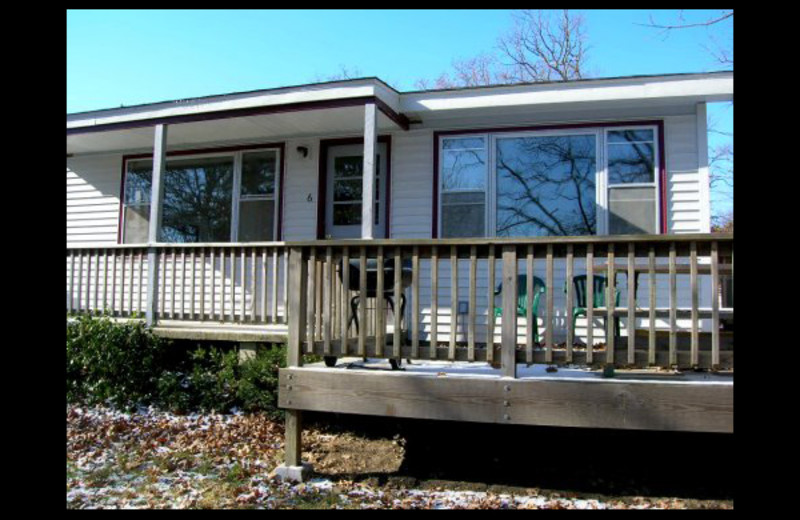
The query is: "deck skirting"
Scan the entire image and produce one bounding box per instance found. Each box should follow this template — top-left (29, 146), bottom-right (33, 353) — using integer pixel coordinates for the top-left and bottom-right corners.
top-left (279, 366), bottom-right (733, 433)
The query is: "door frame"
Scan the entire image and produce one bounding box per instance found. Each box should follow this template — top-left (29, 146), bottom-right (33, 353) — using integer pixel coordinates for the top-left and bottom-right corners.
top-left (317, 135), bottom-right (392, 239)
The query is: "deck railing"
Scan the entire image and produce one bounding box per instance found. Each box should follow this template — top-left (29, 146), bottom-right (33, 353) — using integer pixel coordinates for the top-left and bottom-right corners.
top-left (285, 234), bottom-right (733, 372)
top-left (66, 234), bottom-right (733, 372)
top-left (66, 243), bottom-right (289, 325)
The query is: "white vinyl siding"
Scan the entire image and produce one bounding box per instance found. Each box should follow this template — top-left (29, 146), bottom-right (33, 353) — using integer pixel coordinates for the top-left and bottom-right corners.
top-left (67, 154), bottom-right (123, 247)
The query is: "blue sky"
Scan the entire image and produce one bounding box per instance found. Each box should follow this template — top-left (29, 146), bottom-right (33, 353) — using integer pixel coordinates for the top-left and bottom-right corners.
top-left (67, 9), bottom-right (732, 211)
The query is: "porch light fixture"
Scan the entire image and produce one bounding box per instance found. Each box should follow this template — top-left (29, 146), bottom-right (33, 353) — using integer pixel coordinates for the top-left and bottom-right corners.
top-left (296, 146), bottom-right (309, 158)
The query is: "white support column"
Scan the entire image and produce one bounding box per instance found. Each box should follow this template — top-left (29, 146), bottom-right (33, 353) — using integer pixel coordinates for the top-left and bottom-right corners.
top-left (145, 124), bottom-right (168, 327)
top-left (696, 102), bottom-right (711, 233)
top-left (361, 102), bottom-right (378, 239)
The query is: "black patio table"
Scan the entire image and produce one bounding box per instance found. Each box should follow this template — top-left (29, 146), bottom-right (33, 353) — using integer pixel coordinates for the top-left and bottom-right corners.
top-left (339, 257), bottom-right (413, 334)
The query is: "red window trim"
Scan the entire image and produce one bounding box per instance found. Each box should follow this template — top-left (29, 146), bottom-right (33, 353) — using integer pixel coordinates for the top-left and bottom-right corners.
top-left (118, 141), bottom-right (286, 243)
top-left (431, 119), bottom-right (667, 238)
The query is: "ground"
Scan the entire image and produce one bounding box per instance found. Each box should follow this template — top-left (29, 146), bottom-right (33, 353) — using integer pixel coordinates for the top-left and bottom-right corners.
top-left (66, 405), bottom-right (733, 509)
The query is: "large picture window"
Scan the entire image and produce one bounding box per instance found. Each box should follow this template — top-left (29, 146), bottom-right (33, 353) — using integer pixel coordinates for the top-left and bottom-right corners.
top-left (122, 147), bottom-right (281, 244)
top-left (438, 125), bottom-right (659, 238)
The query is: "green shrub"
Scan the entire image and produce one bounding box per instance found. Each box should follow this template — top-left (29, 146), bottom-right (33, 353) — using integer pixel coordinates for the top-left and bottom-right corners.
top-left (66, 315), bottom-right (168, 410)
top-left (67, 315), bottom-right (289, 416)
top-left (237, 344), bottom-right (287, 418)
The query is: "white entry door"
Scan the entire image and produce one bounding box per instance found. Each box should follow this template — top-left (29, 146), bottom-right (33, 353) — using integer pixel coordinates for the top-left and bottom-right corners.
top-left (325, 143), bottom-right (388, 239)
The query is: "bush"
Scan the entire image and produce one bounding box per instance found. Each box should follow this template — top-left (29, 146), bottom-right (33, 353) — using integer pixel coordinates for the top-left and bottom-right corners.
top-left (66, 315), bottom-right (168, 410)
top-left (237, 344), bottom-right (287, 418)
top-left (67, 315), bottom-right (289, 417)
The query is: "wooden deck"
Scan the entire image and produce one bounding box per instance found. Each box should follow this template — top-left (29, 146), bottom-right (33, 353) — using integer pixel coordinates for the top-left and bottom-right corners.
top-left (67, 234), bottom-right (734, 476)
top-left (280, 360), bottom-right (733, 433)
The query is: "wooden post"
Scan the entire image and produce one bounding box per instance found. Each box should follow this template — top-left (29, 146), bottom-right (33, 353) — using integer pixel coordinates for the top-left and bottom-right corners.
top-left (361, 102), bottom-right (377, 240)
top-left (501, 245), bottom-right (517, 378)
top-left (145, 123), bottom-right (167, 327)
top-left (281, 246), bottom-right (310, 480)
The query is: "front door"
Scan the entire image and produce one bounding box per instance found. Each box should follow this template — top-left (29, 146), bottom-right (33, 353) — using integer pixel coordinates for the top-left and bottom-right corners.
top-left (325, 142), bottom-right (388, 239)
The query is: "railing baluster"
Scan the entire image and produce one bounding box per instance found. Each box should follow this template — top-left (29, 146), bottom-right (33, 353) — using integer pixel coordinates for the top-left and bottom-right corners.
top-left (606, 244), bottom-right (615, 366)
top-left (119, 250), bottom-right (126, 316)
top-left (711, 241), bottom-right (720, 368)
top-left (102, 249), bottom-right (108, 314)
top-left (468, 246), bottom-right (477, 362)
top-left (200, 248), bottom-right (206, 321)
top-left (68, 250), bottom-right (75, 314)
top-left (375, 246), bottom-right (385, 357)
top-left (180, 249), bottom-right (187, 320)
top-left (501, 245), bottom-right (517, 378)
top-left (170, 249), bottom-right (177, 319)
top-left (358, 247), bottom-right (367, 358)
top-left (191, 249), bottom-right (197, 320)
top-left (341, 247), bottom-right (350, 355)
top-left (545, 244), bottom-right (554, 364)
top-left (669, 242), bottom-right (677, 367)
top-left (94, 250), bottom-right (100, 314)
top-left (486, 245), bottom-right (495, 365)
top-left (586, 244), bottom-right (594, 364)
top-left (219, 249), bottom-right (226, 322)
top-left (627, 243), bottom-right (636, 366)
top-left (271, 249), bottom-right (279, 323)
top-left (137, 250), bottom-right (144, 316)
top-left (110, 251), bottom-right (117, 316)
top-left (128, 248), bottom-right (135, 316)
top-left (323, 247), bottom-right (332, 356)
top-left (565, 244), bottom-right (574, 364)
top-left (260, 248), bottom-right (267, 323)
top-left (525, 245), bottom-right (534, 364)
top-left (430, 245), bottom-right (438, 360)
top-left (283, 252), bottom-right (289, 324)
top-left (315, 256), bottom-right (323, 342)
top-left (210, 248), bottom-right (216, 321)
top-left (307, 247), bottom-right (317, 353)
top-left (240, 248), bottom-right (247, 323)
top-left (77, 250), bottom-right (84, 312)
top-left (648, 246), bottom-right (656, 366)
top-left (250, 248), bottom-right (257, 323)
top-left (690, 241), bottom-right (699, 367)
top-left (449, 245), bottom-right (458, 361)
top-left (229, 249), bottom-right (236, 322)
top-left (394, 246), bottom-right (403, 360)
top-left (412, 246), bottom-right (420, 359)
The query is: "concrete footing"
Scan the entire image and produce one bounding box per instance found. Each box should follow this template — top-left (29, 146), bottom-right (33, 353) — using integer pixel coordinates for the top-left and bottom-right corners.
top-left (239, 342), bottom-right (259, 364)
top-left (273, 462), bottom-right (313, 482)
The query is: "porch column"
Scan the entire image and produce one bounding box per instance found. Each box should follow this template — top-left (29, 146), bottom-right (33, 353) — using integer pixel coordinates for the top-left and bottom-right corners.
top-left (145, 124), bottom-right (168, 327)
top-left (361, 102), bottom-right (378, 239)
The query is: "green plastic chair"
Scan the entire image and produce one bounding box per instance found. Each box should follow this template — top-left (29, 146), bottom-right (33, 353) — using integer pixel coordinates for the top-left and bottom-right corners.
top-left (569, 275), bottom-right (621, 339)
top-left (493, 275), bottom-right (546, 343)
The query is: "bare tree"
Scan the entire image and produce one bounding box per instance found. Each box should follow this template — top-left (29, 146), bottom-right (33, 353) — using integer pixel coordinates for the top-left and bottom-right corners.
top-left (415, 9), bottom-right (590, 89)
top-left (641, 10), bottom-right (733, 67)
top-left (641, 10), bottom-right (733, 230)
top-left (498, 9), bottom-right (588, 82)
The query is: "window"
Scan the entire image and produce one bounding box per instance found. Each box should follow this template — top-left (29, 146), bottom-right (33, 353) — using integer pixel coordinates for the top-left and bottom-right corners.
top-left (438, 125), bottom-right (659, 238)
top-left (238, 151), bottom-right (278, 241)
top-left (331, 155), bottom-right (381, 226)
top-left (496, 134), bottom-right (596, 237)
top-left (606, 129), bottom-right (658, 235)
top-left (440, 137), bottom-right (487, 238)
top-left (122, 147), bottom-right (281, 243)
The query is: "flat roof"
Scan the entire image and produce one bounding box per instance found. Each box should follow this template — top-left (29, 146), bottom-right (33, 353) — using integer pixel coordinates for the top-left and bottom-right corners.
top-left (67, 71), bottom-right (732, 119)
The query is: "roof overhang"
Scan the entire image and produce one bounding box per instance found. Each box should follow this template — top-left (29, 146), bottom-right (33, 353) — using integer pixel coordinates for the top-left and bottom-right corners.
top-left (400, 71), bottom-right (733, 120)
top-left (67, 72), bottom-right (732, 156)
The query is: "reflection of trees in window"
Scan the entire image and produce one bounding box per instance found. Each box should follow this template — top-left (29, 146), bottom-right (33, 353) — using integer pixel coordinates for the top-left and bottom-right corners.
top-left (496, 135), bottom-right (596, 237)
top-left (607, 130), bottom-right (655, 184)
top-left (160, 159), bottom-right (233, 243)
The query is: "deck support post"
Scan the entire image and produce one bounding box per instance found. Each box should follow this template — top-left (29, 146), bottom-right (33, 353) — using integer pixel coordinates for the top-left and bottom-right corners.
top-left (361, 102), bottom-right (377, 239)
top-left (501, 245), bottom-right (518, 379)
top-left (276, 246), bottom-right (313, 482)
top-left (145, 124), bottom-right (168, 327)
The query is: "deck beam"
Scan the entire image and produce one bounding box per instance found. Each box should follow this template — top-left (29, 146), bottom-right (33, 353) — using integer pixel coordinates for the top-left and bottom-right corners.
top-left (279, 366), bottom-right (733, 433)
